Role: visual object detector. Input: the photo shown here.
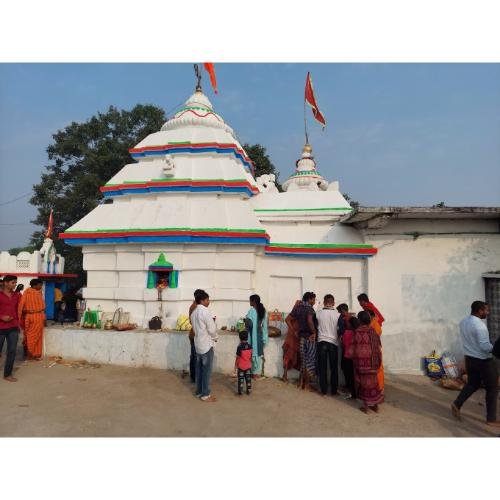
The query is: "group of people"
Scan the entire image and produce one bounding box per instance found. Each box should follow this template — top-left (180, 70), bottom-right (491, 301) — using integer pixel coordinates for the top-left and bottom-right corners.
top-left (283, 292), bottom-right (385, 413)
top-left (0, 275), bottom-right (46, 382)
top-left (187, 289), bottom-right (268, 402)
top-left (185, 286), bottom-right (385, 412)
top-left (4, 273), bottom-right (499, 426)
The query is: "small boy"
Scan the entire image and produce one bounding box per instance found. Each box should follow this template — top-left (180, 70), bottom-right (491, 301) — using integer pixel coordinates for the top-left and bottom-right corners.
top-left (235, 330), bottom-right (253, 395)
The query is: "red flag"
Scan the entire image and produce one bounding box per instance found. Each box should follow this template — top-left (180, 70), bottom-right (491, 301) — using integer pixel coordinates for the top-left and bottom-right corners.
top-left (45, 209), bottom-right (54, 238)
top-left (305, 72), bottom-right (326, 128)
top-left (203, 63), bottom-right (218, 94)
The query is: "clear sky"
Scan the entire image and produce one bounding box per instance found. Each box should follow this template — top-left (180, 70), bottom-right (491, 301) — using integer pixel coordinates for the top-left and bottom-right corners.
top-left (0, 63), bottom-right (499, 249)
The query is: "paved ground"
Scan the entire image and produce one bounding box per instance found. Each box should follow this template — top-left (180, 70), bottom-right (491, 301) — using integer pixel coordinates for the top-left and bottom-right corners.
top-left (0, 353), bottom-right (497, 437)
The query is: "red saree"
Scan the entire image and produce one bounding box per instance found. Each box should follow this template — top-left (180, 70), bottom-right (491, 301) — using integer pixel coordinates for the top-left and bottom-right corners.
top-left (350, 325), bottom-right (384, 406)
top-left (283, 300), bottom-right (301, 372)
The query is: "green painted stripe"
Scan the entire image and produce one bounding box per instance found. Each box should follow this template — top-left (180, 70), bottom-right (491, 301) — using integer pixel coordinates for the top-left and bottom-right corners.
top-left (65, 227), bottom-right (267, 234)
top-left (167, 141), bottom-right (191, 144)
top-left (105, 178), bottom-right (253, 186)
top-left (288, 170), bottom-right (323, 176)
top-left (267, 243), bottom-right (373, 249)
top-left (177, 106), bottom-right (213, 113)
top-left (254, 207), bottom-right (353, 212)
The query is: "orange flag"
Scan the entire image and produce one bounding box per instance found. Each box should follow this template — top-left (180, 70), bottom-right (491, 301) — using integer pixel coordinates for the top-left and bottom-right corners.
top-left (305, 72), bottom-right (326, 128)
top-left (203, 63), bottom-right (218, 94)
top-left (45, 209), bottom-right (54, 238)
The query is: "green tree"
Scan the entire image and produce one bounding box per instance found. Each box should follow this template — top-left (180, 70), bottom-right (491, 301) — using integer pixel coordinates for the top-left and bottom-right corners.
top-left (30, 104), bottom-right (166, 272)
top-left (8, 245), bottom-right (37, 256)
top-left (243, 143), bottom-right (282, 190)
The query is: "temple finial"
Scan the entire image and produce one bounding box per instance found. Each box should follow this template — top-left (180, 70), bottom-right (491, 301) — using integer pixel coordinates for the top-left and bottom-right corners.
top-left (193, 64), bottom-right (202, 92)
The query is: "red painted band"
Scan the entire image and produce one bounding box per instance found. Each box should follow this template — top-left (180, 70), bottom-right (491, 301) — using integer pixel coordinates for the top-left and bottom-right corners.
top-left (265, 246), bottom-right (377, 254)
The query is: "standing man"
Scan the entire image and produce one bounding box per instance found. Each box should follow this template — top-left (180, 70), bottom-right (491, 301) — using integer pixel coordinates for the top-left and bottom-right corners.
top-left (18, 279), bottom-right (46, 360)
top-left (0, 278), bottom-right (4, 358)
top-left (290, 292), bottom-right (318, 391)
top-left (452, 301), bottom-right (499, 427)
top-left (316, 294), bottom-right (341, 396)
top-left (188, 289), bottom-right (205, 384)
top-left (54, 285), bottom-right (63, 324)
top-left (190, 291), bottom-right (218, 402)
top-left (0, 275), bottom-right (21, 382)
top-left (357, 293), bottom-right (385, 326)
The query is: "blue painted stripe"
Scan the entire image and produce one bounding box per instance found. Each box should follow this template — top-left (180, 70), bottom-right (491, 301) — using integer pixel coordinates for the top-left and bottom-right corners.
top-left (102, 185), bottom-right (255, 198)
top-left (64, 236), bottom-right (268, 246)
top-left (264, 252), bottom-right (374, 259)
top-left (130, 147), bottom-right (253, 172)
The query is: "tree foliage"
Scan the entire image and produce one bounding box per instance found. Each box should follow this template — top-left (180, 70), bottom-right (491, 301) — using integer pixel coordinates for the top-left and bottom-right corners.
top-left (8, 245), bottom-right (37, 256)
top-left (243, 143), bottom-right (282, 190)
top-left (30, 104), bottom-right (166, 272)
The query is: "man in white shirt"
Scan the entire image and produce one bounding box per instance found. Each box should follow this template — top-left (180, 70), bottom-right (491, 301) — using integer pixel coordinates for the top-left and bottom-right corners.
top-left (316, 294), bottom-right (340, 396)
top-left (190, 290), bottom-right (218, 402)
top-left (452, 300), bottom-right (499, 427)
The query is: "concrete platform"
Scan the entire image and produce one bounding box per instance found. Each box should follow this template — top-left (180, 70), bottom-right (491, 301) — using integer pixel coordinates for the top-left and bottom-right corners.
top-left (44, 326), bottom-right (287, 377)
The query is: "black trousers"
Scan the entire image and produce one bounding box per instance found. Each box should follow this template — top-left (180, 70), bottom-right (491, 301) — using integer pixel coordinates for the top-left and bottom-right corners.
top-left (0, 327), bottom-right (19, 378)
top-left (189, 336), bottom-right (196, 383)
top-left (341, 356), bottom-right (356, 398)
top-left (317, 341), bottom-right (338, 395)
top-left (454, 356), bottom-right (498, 422)
top-left (237, 368), bottom-right (252, 394)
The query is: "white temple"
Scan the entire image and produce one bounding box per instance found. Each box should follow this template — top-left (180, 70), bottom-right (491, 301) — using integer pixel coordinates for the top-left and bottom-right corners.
top-left (60, 86), bottom-right (376, 329)
top-left (46, 76), bottom-right (500, 374)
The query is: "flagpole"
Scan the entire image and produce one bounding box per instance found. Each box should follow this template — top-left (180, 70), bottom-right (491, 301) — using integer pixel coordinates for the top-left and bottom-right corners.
top-left (303, 93), bottom-right (309, 145)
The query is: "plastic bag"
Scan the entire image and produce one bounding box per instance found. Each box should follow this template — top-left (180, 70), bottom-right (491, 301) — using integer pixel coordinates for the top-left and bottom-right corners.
top-left (440, 377), bottom-right (465, 391)
top-left (441, 352), bottom-right (460, 378)
top-left (424, 350), bottom-right (445, 379)
top-left (176, 314), bottom-right (192, 331)
top-left (268, 309), bottom-right (284, 336)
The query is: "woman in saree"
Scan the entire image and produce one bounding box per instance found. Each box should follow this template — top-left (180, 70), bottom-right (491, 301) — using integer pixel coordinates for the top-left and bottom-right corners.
top-left (368, 309), bottom-right (385, 393)
top-left (246, 294), bottom-right (268, 379)
top-left (349, 310), bottom-right (384, 413)
top-left (283, 300), bottom-right (301, 382)
top-left (18, 279), bottom-right (45, 360)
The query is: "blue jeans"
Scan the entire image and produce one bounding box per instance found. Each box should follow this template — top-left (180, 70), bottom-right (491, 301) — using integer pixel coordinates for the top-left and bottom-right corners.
top-left (189, 337), bottom-right (196, 383)
top-left (196, 347), bottom-right (214, 397)
top-left (0, 327), bottom-right (19, 378)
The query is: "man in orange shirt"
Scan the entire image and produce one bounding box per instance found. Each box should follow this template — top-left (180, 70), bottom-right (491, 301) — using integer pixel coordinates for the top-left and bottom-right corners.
top-left (18, 279), bottom-right (46, 360)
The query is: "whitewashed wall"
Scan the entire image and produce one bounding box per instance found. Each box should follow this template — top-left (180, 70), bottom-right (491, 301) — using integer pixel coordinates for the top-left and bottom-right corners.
top-left (363, 218), bottom-right (500, 372)
top-left (82, 243), bottom-right (259, 329)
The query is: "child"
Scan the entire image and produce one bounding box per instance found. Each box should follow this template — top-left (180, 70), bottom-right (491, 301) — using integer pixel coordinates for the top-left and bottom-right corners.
top-left (341, 316), bottom-right (359, 400)
top-left (235, 330), bottom-right (253, 395)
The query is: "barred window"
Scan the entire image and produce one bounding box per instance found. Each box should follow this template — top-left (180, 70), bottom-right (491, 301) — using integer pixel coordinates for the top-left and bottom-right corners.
top-left (16, 260), bottom-right (30, 269)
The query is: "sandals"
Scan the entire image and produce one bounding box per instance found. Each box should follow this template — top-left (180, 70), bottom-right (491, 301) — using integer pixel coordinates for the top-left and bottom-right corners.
top-left (200, 395), bottom-right (217, 403)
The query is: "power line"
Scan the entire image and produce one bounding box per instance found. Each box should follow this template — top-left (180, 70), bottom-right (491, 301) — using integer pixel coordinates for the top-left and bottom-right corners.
top-left (0, 192), bottom-right (32, 206)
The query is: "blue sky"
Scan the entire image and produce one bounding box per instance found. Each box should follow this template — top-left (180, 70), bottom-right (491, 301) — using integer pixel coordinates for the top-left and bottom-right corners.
top-left (0, 63), bottom-right (499, 249)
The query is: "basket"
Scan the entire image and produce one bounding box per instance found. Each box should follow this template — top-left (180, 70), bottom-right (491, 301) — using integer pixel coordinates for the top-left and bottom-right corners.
top-left (268, 309), bottom-right (284, 336)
